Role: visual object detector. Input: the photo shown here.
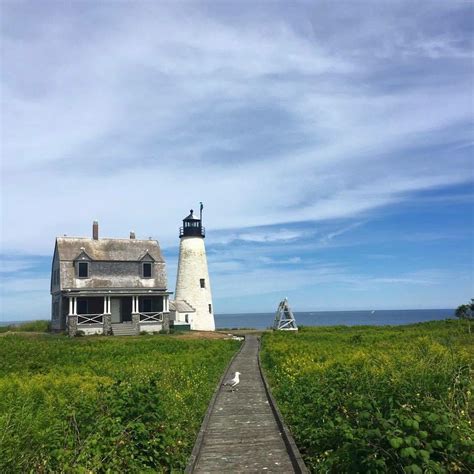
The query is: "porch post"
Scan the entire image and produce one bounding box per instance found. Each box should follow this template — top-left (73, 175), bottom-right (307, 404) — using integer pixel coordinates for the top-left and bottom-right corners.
top-left (67, 296), bottom-right (78, 337)
top-left (131, 295), bottom-right (140, 335)
top-left (73, 297), bottom-right (77, 315)
top-left (103, 295), bottom-right (112, 336)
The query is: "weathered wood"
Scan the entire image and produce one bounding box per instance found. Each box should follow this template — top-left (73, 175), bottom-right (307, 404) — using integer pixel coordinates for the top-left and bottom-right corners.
top-left (187, 335), bottom-right (308, 473)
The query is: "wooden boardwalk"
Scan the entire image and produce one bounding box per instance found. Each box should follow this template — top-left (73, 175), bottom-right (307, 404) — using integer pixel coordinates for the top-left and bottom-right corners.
top-left (186, 335), bottom-right (307, 473)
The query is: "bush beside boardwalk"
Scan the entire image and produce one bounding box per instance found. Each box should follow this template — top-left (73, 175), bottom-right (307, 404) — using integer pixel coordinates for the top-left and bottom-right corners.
top-left (0, 333), bottom-right (240, 473)
top-left (261, 320), bottom-right (473, 473)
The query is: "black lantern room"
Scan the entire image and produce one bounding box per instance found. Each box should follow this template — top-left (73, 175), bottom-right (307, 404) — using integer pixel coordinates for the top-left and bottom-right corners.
top-left (179, 208), bottom-right (205, 238)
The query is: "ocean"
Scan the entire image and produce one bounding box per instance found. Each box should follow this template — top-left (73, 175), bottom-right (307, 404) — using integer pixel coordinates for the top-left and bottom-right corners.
top-left (215, 309), bottom-right (455, 330)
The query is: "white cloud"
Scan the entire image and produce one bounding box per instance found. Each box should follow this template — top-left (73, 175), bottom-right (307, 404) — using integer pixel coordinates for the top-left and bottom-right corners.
top-left (1, 2), bottom-right (472, 257)
top-left (258, 256), bottom-right (302, 265)
top-left (319, 222), bottom-right (366, 245)
top-left (0, 257), bottom-right (42, 274)
top-left (210, 264), bottom-right (454, 300)
top-left (237, 230), bottom-right (303, 243)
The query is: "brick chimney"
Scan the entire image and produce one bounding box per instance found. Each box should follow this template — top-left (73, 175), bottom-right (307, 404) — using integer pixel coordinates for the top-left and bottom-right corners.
top-left (92, 220), bottom-right (99, 240)
top-left (130, 231), bottom-right (136, 239)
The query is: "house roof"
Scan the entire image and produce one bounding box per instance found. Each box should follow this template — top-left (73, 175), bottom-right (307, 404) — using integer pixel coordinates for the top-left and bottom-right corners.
top-left (52, 237), bottom-right (167, 292)
top-left (55, 237), bottom-right (164, 262)
top-left (170, 300), bottom-right (196, 313)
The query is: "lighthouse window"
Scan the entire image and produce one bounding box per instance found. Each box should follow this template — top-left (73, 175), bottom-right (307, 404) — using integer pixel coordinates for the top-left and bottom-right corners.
top-left (142, 262), bottom-right (152, 278)
top-left (208, 304), bottom-right (212, 313)
top-left (200, 278), bottom-right (205, 288)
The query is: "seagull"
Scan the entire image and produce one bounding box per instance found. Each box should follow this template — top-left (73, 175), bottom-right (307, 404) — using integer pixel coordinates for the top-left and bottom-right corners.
top-left (223, 371), bottom-right (241, 391)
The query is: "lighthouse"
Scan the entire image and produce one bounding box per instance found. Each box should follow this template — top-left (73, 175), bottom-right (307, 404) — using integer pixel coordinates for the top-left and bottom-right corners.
top-left (175, 204), bottom-right (215, 331)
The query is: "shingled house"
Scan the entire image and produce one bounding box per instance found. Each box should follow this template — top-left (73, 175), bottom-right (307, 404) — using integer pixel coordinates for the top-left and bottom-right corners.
top-left (51, 221), bottom-right (171, 336)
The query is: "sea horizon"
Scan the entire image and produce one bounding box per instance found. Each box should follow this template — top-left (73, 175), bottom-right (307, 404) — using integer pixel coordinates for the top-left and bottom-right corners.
top-left (1, 308), bottom-right (455, 329)
top-left (215, 308), bottom-right (454, 329)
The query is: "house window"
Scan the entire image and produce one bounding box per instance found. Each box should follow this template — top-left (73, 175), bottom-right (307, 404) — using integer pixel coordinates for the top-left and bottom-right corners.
top-left (208, 304), bottom-right (212, 313)
top-left (142, 262), bottom-right (152, 278)
top-left (142, 299), bottom-right (152, 312)
top-left (77, 299), bottom-right (88, 314)
top-left (78, 262), bottom-right (89, 278)
top-left (200, 278), bottom-right (205, 288)
top-left (185, 314), bottom-right (189, 323)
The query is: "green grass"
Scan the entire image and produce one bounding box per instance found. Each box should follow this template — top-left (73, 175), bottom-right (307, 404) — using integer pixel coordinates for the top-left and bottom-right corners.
top-left (0, 320), bottom-right (50, 333)
top-left (0, 333), bottom-right (240, 473)
top-left (261, 320), bottom-right (474, 473)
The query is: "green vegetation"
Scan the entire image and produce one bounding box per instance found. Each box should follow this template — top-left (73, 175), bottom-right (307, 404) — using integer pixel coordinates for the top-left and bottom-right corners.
top-left (0, 334), bottom-right (239, 473)
top-left (455, 299), bottom-right (473, 334)
top-left (261, 320), bottom-right (473, 473)
top-left (0, 319), bottom-right (50, 333)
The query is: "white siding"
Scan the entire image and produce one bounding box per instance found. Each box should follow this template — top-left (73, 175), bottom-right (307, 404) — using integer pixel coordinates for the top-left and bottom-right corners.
top-left (175, 236), bottom-right (215, 331)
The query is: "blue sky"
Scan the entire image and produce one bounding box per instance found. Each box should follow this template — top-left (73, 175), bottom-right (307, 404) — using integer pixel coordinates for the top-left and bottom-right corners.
top-left (1, 1), bottom-right (473, 320)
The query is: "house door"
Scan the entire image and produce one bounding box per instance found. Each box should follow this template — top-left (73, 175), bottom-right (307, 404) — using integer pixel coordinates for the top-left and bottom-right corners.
top-left (110, 298), bottom-right (121, 323)
top-left (121, 297), bottom-right (132, 322)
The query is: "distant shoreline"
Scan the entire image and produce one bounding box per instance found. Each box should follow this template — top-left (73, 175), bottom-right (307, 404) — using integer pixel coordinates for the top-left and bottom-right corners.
top-left (1, 308), bottom-right (455, 329)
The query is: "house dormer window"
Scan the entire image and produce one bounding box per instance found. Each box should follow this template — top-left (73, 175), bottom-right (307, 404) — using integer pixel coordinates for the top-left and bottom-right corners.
top-left (142, 262), bottom-right (152, 278)
top-left (78, 262), bottom-right (89, 278)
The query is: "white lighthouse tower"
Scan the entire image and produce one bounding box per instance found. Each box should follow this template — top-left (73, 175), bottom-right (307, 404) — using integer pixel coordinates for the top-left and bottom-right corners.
top-left (175, 204), bottom-right (215, 331)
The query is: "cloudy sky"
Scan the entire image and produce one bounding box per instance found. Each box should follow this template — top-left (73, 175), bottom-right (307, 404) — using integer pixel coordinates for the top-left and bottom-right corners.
top-left (1, 1), bottom-right (473, 320)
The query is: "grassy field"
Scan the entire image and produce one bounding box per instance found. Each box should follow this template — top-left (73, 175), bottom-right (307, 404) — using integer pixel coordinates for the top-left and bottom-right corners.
top-left (0, 319), bottom-right (50, 333)
top-left (0, 333), bottom-right (240, 473)
top-left (261, 320), bottom-right (473, 473)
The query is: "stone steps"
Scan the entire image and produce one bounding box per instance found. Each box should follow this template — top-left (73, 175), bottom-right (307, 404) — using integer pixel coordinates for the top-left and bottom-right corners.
top-left (111, 323), bottom-right (137, 336)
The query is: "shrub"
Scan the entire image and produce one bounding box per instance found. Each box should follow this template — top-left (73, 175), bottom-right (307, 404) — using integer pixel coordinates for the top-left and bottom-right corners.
top-left (0, 334), bottom-right (240, 472)
top-left (262, 321), bottom-right (474, 472)
top-left (0, 320), bottom-right (50, 333)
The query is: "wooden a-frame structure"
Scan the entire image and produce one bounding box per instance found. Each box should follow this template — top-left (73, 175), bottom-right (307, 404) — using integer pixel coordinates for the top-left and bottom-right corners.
top-left (273, 298), bottom-right (298, 331)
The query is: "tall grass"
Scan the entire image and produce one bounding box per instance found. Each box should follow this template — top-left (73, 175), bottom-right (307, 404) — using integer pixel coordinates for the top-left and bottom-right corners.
top-left (262, 320), bottom-right (473, 473)
top-left (0, 334), bottom-right (240, 472)
top-left (0, 320), bottom-right (50, 333)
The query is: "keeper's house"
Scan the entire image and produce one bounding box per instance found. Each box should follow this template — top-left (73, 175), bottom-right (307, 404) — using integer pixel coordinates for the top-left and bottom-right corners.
top-left (50, 221), bottom-right (171, 336)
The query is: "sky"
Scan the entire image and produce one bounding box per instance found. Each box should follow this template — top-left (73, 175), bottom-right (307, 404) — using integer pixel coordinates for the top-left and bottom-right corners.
top-left (1, 1), bottom-right (473, 321)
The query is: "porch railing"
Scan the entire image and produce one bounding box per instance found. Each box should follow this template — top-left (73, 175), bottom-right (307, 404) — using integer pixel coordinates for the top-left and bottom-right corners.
top-left (138, 312), bottom-right (163, 323)
top-left (77, 314), bottom-right (104, 325)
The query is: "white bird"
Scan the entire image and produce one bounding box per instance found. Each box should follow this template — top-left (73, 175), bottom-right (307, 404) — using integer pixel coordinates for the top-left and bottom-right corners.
top-left (223, 371), bottom-right (241, 391)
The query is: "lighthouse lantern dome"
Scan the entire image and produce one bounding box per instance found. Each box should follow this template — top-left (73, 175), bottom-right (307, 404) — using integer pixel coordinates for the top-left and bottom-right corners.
top-left (179, 209), bottom-right (205, 238)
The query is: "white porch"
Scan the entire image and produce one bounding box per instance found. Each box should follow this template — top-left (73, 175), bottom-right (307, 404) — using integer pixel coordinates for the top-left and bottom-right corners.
top-left (66, 294), bottom-right (170, 336)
